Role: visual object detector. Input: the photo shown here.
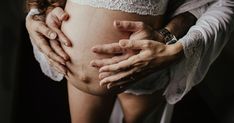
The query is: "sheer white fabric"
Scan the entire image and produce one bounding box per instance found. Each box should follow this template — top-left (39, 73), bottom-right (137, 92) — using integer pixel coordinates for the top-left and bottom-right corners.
top-left (165, 0), bottom-right (234, 104)
top-left (70, 0), bottom-right (169, 16)
top-left (31, 39), bottom-right (64, 81)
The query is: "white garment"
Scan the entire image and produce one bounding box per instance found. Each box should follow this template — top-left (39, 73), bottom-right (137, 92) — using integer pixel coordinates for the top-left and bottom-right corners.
top-left (70, 0), bottom-right (169, 16)
top-left (165, 0), bottom-right (234, 104)
top-left (108, 0), bottom-right (234, 122)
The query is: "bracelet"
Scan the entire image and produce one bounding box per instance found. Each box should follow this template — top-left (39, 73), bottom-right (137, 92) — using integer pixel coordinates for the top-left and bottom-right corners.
top-left (158, 28), bottom-right (178, 45)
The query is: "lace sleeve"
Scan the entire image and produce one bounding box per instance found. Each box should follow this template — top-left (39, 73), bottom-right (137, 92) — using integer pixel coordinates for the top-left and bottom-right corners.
top-left (165, 0), bottom-right (234, 104)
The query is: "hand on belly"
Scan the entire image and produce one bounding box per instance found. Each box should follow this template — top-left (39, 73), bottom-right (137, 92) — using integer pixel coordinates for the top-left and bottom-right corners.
top-left (90, 20), bottom-right (164, 89)
top-left (59, 2), bottom-right (163, 96)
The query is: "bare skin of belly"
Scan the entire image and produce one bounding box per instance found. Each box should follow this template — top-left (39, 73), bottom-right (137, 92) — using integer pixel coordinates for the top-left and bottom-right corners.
top-left (61, 0), bottom-right (164, 96)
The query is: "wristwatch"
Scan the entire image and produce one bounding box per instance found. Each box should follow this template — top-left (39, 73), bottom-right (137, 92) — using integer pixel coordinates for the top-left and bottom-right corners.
top-left (158, 28), bottom-right (178, 45)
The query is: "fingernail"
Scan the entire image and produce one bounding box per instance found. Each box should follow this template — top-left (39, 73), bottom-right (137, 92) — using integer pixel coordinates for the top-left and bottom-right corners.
top-left (99, 81), bottom-right (104, 86)
top-left (115, 21), bottom-right (120, 26)
top-left (119, 40), bottom-right (127, 47)
top-left (64, 56), bottom-right (70, 61)
top-left (99, 79), bottom-right (107, 86)
top-left (61, 14), bottom-right (68, 20)
top-left (62, 62), bottom-right (66, 65)
top-left (107, 84), bottom-right (112, 89)
top-left (64, 42), bottom-right (69, 46)
top-left (91, 47), bottom-right (98, 52)
top-left (99, 74), bottom-right (104, 80)
top-left (99, 68), bottom-right (104, 72)
top-left (50, 32), bottom-right (57, 39)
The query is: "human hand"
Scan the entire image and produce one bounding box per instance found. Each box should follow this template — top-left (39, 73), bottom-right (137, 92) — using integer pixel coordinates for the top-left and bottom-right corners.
top-left (26, 7), bottom-right (71, 75)
top-left (91, 21), bottom-right (183, 89)
top-left (91, 20), bottom-right (161, 69)
top-left (45, 7), bottom-right (72, 74)
top-left (99, 40), bottom-right (183, 89)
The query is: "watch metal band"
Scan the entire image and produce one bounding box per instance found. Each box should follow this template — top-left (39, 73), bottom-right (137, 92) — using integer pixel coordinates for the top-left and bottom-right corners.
top-left (158, 28), bottom-right (178, 45)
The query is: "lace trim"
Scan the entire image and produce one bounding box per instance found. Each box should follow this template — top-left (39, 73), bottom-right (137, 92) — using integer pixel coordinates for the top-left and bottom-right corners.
top-left (70, 0), bottom-right (168, 16)
top-left (179, 30), bottom-right (204, 58)
top-left (165, 30), bottom-right (204, 104)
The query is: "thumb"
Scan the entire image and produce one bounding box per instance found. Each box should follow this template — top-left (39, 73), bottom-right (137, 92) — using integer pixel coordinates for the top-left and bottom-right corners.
top-left (113, 20), bottom-right (145, 32)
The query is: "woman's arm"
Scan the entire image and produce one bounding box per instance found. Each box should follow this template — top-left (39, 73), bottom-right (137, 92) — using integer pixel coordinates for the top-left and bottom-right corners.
top-left (26, 0), bottom-right (71, 77)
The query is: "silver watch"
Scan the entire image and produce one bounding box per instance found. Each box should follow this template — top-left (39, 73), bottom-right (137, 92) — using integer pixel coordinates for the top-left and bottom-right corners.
top-left (158, 28), bottom-right (178, 45)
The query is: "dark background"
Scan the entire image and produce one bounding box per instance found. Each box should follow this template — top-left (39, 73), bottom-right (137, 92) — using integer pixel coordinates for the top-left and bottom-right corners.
top-left (0, 1), bottom-right (234, 123)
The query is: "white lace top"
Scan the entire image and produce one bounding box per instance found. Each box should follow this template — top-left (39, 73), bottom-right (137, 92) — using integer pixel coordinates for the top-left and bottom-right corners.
top-left (70, 0), bottom-right (169, 16)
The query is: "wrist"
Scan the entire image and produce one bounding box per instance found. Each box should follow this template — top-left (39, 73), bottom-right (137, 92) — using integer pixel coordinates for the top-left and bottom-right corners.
top-left (165, 42), bottom-right (184, 60)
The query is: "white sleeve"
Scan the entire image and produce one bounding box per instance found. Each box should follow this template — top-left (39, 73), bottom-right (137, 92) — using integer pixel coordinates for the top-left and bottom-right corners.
top-left (30, 38), bottom-right (64, 81)
top-left (26, 9), bottom-right (64, 82)
top-left (188, 3), bottom-right (209, 19)
top-left (165, 0), bottom-right (234, 104)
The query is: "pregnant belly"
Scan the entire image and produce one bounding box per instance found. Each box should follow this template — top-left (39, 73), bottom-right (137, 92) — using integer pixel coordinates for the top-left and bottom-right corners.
top-left (61, 0), bottom-right (164, 96)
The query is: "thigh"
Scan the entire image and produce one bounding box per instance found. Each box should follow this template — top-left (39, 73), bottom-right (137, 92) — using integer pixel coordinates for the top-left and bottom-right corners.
top-left (118, 90), bottom-right (166, 123)
top-left (67, 81), bottom-right (116, 123)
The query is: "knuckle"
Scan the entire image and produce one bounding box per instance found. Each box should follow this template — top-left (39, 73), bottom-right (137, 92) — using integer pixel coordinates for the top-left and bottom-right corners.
top-left (114, 65), bottom-right (120, 70)
top-left (137, 22), bottom-right (145, 28)
top-left (37, 46), bottom-right (43, 52)
top-left (44, 29), bottom-right (51, 36)
top-left (147, 50), bottom-right (154, 56)
top-left (36, 23), bottom-right (44, 31)
top-left (143, 41), bottom-right (152, 48)
top-left (51, 40), bottom-right (59, 46)
top-left (52, 7), bottom-right (60, 13)
top-left (127, 22), bottom-right (133, 29)
top-left (37, 40), bottom-right (45, 46)
top-left (112, 57), bottom-right (118, 63)
top-left (47, 51), bottom-right (54, 58)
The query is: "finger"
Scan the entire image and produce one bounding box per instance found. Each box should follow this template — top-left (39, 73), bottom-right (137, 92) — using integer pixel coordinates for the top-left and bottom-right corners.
top-left (48, 58), bottom-right (67, 75)
top-left (99, 72), bottom-right (113, 80)
top-left (99, 51), bottom-right (150, 72)
top-left (52, 7), bottom-right (69, 21)
top-left (119, 39), bottom-right (153, 50)
top-left (50, 39), bottom-right (70, 60)
top-left (36, 22), bottom-right (57, 40)
top-left (90, 53), bottom-right (131, 68)
top-left (92, 43), bottom-right (125, 54)
top-left (50, 24), bottom-right (72, 47)
top-left (107, 80), bottom-right (130, 89)
top-left (35, 34), bottom-right (66, 65)
top-left (114, 20), bottom-right (145, 32)
top-left (100, 67), bottom-right (139, 86)
top-left (47, 8), bottom-right (71, 47)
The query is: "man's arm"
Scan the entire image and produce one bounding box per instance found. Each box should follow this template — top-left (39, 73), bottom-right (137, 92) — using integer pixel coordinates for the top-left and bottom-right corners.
top-left (165, 0), bottom-right (234, 104)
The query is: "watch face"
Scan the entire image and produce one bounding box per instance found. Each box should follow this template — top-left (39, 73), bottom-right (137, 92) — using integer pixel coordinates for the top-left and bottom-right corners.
top-left (166, 39), bottom-right (177, 45)
top-left (158, 28), bottom-right (177, 44)
top-left (165, 34), bottom-right (174, 41)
